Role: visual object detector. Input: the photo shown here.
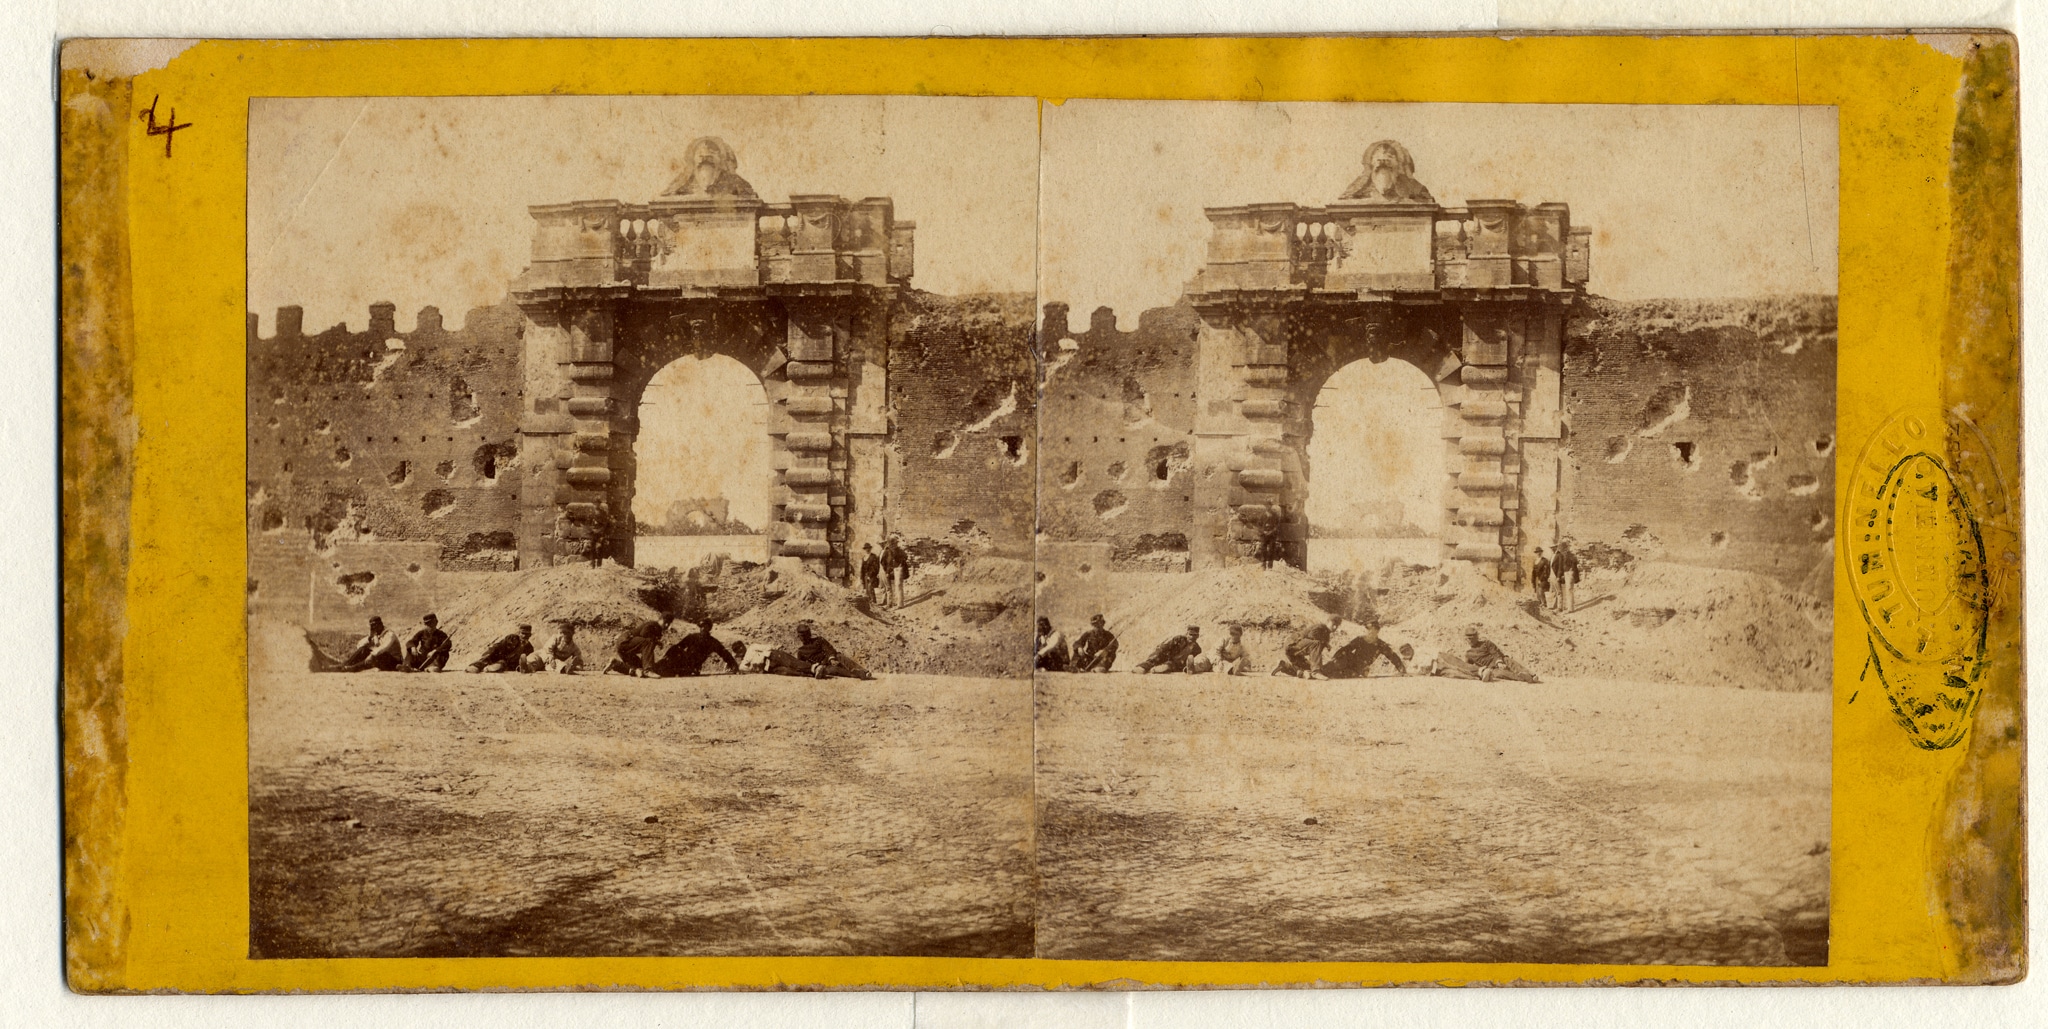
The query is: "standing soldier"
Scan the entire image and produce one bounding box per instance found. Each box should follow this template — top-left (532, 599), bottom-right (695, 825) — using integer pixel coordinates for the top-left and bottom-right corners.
top-left (1256, 508), bottom-right (1284, 571)
top-left (1530, 546), bottom-right (1552, 613)
top-left (881, 534), bottom-right (913, 609)
top-left (859, 542), bottom-right (883, 607)
top-left (1070, 614), bottom-right (1120, 672)
top-left (1553, 539), bottom-right (1581, 614)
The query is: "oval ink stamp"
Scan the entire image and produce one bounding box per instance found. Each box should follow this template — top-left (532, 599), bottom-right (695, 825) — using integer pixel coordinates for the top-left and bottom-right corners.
top-left (1844, 408), bottom-right (2003, 750)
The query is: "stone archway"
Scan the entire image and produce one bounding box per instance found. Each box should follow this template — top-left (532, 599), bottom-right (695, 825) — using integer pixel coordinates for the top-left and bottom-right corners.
top-left (508, 139), bottom-right (915, 583)
top-left (1183, 143), bottom-right (1589, 581)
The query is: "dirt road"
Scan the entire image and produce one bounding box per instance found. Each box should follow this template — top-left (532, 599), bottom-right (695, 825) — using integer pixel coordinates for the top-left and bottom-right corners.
top-left (250, 670), bottom-right (1034, 958)
top-left (1034, 673), bottom-right (1830, 966)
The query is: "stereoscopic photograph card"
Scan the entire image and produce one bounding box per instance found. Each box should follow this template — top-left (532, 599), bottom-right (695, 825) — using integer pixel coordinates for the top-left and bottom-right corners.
top-left (59, 34), bottom-right (2021, 991)
top-left (1031, 100), bottom-right (1836, 965)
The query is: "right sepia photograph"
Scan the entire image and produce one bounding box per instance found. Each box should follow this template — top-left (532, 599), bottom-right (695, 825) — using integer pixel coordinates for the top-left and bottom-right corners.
top-left (1031, 101), bottom-right (1838, 965)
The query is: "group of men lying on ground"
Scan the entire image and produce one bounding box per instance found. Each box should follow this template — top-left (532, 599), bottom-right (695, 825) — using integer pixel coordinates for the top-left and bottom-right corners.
top-left (307, 613), bottom-right (875, 680)
top-left (1034, 613), bottom-right (1540, 682)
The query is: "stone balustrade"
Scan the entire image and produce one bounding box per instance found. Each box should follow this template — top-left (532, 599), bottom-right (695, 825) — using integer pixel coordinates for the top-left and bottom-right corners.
top-left (1191, 199), bottom-right (1589, 297)
top-left (517, 195), bottom-right (915, 293)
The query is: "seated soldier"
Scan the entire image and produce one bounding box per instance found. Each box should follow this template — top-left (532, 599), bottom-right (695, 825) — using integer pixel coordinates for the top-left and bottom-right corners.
top-left (1271, 615), bottom-right (1342, 679)
top-left (309, 615), bottom-right (404, 673)
top-left (401, 613), bottom-right (451, 672)
top-left (795, 620), bottom-right (876, 680)
top-left (655, 619), bottom-right (738, 677)
top-left (1035, 617), bottom-right (1070, 672)
top-left (1137, 625), bottom-right (1202, 674)
top-left (1213, 624), bottom-right (1250, 675)
top-left (1321, 620), bottom-right (1408, 679)
top-left (540, 623), bottom-right (583, 674)
top-left (1429, 624), bottom-right (1541, 683)
top-left (1070, 614), bottom-right (1119, 672)
top-left (604, 613), bottom-right (675, 677)
top-left (467, 623), bottom-right (535, 673)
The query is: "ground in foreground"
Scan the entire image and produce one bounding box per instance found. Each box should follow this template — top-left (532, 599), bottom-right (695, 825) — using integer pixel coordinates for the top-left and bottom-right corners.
top-left (250, 670), bottom-right (1034, 958)
top-left (1034, 672), bottom-right (1830, 966)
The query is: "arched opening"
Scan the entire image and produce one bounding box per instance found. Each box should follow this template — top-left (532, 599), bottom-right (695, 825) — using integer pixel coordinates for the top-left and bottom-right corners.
top-left (1304, 358), bottom-right (1446, 571)
top-left (631, 354), bottom-right (772, 569)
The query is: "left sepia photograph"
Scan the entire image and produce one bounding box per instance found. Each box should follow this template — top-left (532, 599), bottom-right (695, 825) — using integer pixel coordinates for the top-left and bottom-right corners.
top-left (243, 95), bottom-right (1041, 958)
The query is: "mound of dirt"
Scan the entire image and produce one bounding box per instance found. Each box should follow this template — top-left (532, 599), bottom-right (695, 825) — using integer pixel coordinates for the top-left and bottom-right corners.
top-left (1090, 559), bottom-right (1828, 691)
top-left (1382, 560), bottom-right (1829, 692)
top-left (1100, 565), bottom-right (1348, 667)
top-left (435, 564), bottom-right (674, 666)
top-left (725, 561), bottom-right (1033, 679)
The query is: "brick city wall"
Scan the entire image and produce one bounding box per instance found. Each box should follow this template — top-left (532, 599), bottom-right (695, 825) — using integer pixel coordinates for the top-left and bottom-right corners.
top-left (1036, 303), bottom-right (1203, 571)
top-left (1038, 295), bottom-right (1837, 593)
top-left (246, 301), bottom-right (527, 625)
top-left (249, 291), bottom-right (1038, 625)
top-left (885, 291), bottom-right (1038, 562)
top-left (1559, 295), bottom-right (1837, 590)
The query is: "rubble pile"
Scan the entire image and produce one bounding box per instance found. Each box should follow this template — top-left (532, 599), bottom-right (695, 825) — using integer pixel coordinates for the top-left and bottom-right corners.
top-left (1101, 564), bottom-right (1349, 667)
top-left (435, 564), bottom-right (675, 666)
top-left (1097, 559), bottom-right (1828, 692)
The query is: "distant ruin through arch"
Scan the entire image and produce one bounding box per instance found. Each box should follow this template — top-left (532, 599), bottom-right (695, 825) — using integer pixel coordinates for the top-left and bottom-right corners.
top-left (507, 138), bottom-right (916, 582)
top-left (1304, 356), bottom-right (1446, 567)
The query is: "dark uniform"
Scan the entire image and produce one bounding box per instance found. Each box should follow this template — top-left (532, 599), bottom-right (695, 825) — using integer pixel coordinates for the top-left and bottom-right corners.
top-left (1257, 525), bottom-right (1285, 570)
top-left (1137, 632), bottom-right (1202, 673)
top-left (609, 618), bottom-right (669, 675)
top-left (796, 630), bottom-right (874, 680)
top-left (470, 631), bottom-right (532, 673)
top-left (404, 624), bottom-right (451, 672)
top-left (860, 548), bottom-right (883, 606)
top-left (1530, 552), bottom-right (1552, 610)
top-left (1323, 635), bottom-right (1406, 678)
top-left (1072, 625), bottom-right (1119, 672)
top-left (1552, 545), bottom-right (1581, 613)
top-left (1432, 632), bottom-right (1541, 683)
top-left (655, 627), bottom-right (737, 677)
top-left (1273, 623), bottom-right (1334, 676)
top-left (880, 540), bottom-right (912, 608)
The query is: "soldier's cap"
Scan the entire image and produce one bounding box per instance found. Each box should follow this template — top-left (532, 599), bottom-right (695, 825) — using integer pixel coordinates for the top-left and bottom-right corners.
top-left (519, 623), bottom-right (533, 634)
top-left (1465, 623), bottom-right (1483, 636)
top-left (1187, 625), bottom-right (1200, 634)
top-left (1090, 614), bottom-right (1106, 625)
top-left (422, 613), bottom-right (437, 625)
top-left (797, 619), bottom-right (815, 631)
top-left (369, 615), bottom-right (384, 625)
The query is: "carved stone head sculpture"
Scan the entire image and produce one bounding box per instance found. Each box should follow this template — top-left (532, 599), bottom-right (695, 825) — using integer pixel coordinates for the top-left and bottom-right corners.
top-left (660, 136), bottom-right (759, 199)
top-left (1339, 139), bottom-right (1436, 204)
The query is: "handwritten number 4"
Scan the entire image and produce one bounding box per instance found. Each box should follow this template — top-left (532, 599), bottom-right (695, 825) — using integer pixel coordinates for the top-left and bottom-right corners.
top-left (138, 95), bottom-right (191, 158)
